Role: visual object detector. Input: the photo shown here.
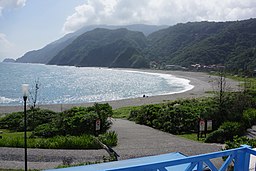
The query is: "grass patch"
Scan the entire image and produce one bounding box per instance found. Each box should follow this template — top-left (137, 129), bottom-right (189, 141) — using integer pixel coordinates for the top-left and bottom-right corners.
top-left (205, 91), bottom-right (215, 94)
top-left (177, 133), bottom-right (205, 142)
top-left (0, 131), bottom-right (117, 149)
top-left (112, 106), bottom-right (141, 118)
top-left (0, 129), bottom-right (32, 138)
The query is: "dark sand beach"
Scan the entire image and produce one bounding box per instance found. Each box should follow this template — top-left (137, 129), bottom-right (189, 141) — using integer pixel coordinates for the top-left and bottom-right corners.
top-left (0, 70), bottom-right (239, 169)
top-left (0, 70), bottom-right (240, 114)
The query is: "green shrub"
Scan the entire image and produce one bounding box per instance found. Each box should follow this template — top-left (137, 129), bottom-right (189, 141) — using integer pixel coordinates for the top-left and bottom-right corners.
top-left (205, 121), bottom-right (244, 143)
top-left (99, 131), bottom-right (118, 147)
top-left (31, 103), bottom-right (113, 138)
top-left (242, 108), bottom-right (256, 128)
top-left (224, 136), bottom-right (256, 150)
top-left (0, 136), bottom-right (24, 148)
top-left (128, 100), bottom-right (205, 134)
top-left (0, 111), bottom-right (23, 131)
top-left (205, 129), bottom-right (225, 143)
top-left (0, 108), bottom-right (57, 131)
top-left (32, 123), bottom-right (59, 138)
top-left (129, 104), bottom-right (162, 126)
top-left (219, 121), bottom-right (244, 138)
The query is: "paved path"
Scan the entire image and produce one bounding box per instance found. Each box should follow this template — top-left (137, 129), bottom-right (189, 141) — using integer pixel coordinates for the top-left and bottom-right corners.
top-left (0, 119), bottom-right (223, 170)
top-left (247, 125), bottom-right (256, 139)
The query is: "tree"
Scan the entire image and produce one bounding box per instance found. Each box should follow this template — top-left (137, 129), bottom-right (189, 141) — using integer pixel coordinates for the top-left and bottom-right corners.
top-left (211, 68), bottom-right (230, 126)
top-left (30, 78), bottom-right (40, 109)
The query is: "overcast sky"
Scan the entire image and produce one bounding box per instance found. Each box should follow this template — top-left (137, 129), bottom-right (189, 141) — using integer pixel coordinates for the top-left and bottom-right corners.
top-left (0, 0), bottom-right (256, 61)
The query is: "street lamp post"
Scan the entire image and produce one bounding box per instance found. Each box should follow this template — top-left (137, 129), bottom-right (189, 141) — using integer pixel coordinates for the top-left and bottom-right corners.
top-left (22, 84), bottom-right (29, 171)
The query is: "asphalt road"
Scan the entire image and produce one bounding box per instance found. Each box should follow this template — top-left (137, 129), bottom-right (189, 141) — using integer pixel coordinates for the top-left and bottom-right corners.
top-left (0, 119), bottom-right (224, 170)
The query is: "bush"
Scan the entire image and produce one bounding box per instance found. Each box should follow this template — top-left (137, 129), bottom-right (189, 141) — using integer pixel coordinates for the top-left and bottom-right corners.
top-left (219, 121), bottom-right (244, 138)
top-left (98, 131), bottom-right (118, 147)
top-left (205, 129), bottom-right (225, 143)
top-left (242, 108), bottom-right (256, 128)
top-left (224, 136), bottom-right (256, 150)
top-left (129, 104), bottom-right (162, 126)
top-left (0, 108), bottom-right (57, 131)
top-left (32, 103), bottom-right (113, 138)
top-left (205, 121), bottom-right (244, 143)
top-left (128, 99), bottom-right (207, 134)
top-left (0, 111), bottom-right (23, 131)
top-left (0, 136), bottom-right (24, 148)
top-left (32, 123), bottom-right (59, 138)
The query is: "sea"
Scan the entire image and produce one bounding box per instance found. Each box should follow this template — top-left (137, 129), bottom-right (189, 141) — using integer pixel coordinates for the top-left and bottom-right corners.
top-left (0, 62), bottom-right (194, 106)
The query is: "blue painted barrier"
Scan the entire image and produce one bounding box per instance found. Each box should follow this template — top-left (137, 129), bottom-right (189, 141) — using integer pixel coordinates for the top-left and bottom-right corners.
top-left (46, 145), bottom-right (255, 171)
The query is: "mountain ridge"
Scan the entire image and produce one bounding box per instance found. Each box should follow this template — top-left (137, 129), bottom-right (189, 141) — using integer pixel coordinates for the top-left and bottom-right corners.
top-left (13, 19), bottom-right (256, 72)
top-left (15, 24), bottom-right (167, 64)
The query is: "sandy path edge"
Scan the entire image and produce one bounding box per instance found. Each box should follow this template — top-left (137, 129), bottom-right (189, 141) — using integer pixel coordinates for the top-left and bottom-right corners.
top-left (0, 70), bottom-right (240, 114)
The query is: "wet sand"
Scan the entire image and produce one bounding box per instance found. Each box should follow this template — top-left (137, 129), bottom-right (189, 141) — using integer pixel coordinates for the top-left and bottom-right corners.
top-left (0, 70), bottom-right (240, 114)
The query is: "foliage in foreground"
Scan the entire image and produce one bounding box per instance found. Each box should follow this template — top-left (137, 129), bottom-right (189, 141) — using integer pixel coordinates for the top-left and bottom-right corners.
top-left (0, 131), bottom-right (117, 149)
top-left (224, 136), bottom-right (256, 150)
top-left (32, 103), bottom-right (113, 138)
top-left (205, 121), bottom-right (244, 143)
top-left (0, 103), bottom-right (113, 138)
top-left (0, 103), bottom-right (117, 149)
top-left (128, 99), bottom-right (216, 134)
top-left (0, 108), bottom-right (57, 131)
top-left (128, 88), bottom-right (256, 143)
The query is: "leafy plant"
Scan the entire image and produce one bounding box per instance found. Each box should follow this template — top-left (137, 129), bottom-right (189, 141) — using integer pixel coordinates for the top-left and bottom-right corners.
top-left (224, 136), bottom-right (256, 150)
top-left (242, 108), bottom-right (256, 128)
top-left (205, 121), bottom-right (244, 143)
top-left (0, 132), bottom-right (117, 149)
top-left (32, 103), bottom-right (113, 138)
top-left (0, 108), bottom-right (57, 131)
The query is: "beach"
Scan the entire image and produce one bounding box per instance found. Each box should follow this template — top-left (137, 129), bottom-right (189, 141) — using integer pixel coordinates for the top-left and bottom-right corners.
top-left (0, 70), bottom-right (240, 114)
top-left (0, 70), bottom-right (239, 169)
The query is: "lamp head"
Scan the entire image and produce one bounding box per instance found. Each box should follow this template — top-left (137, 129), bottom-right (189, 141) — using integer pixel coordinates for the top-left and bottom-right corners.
top-left (22, 84), bottom-right (29, 97)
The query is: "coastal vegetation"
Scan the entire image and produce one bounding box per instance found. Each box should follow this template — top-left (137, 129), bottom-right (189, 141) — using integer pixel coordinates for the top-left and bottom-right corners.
top-left (123, 75), bottom-right (256, 146)
top-left (127, 92), bottom-right (256, 142)
top-left (1, 77), bottom-right (256, 149)
top-left (0, 103), bottom-right (117, 149)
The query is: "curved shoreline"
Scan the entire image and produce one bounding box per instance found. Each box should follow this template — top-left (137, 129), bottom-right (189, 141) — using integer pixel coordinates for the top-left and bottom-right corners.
top-left (0, 70), bottom-right (239, 114)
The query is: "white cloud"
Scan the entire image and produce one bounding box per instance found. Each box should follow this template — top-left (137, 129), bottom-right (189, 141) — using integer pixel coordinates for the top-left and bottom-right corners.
top-left (0, 33), bottom-right (12, 48)
top-left (62, 0), bottom-right (117, 33)
top-left (0, 33), bottom-right (15, 58)
top-left (62, 0), bottom-right (256, 33)
top-left (0, 0), bottom-right (26, 15)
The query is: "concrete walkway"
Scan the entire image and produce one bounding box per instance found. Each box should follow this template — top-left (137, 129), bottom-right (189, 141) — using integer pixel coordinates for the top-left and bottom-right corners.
top-left (0, 119), bottom-right (223, 170)
top-left (247, 125), bottom-right (256, 139)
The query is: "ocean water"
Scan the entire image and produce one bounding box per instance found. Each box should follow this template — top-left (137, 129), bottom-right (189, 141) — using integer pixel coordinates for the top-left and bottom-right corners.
top-left (0, 62), bottom-right (193, 106)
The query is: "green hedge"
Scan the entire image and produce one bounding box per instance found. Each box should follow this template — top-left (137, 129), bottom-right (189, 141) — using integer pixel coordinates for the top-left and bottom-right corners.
top-left (0, 108), bottom-right (57, 131)
top-left (242, 108), bottom-right (256, 128)
top-left (224, 136), bottom-right (256, 150)
top-left (0, 131), bottom-right (117, 149)
top-left (205, 121), bottom-right (244, 143)
top-left (128, 99), bottom-right (215, 134)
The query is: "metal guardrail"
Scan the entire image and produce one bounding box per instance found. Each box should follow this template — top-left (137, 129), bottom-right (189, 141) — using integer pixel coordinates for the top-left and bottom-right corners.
top-left (47, 145), bottom-right (255, 171)
top-left (107, 145), bottom-right (253, 171)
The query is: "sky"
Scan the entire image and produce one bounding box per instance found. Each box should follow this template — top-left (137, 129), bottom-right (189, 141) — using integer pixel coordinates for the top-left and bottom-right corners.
top-left (0, 0), bottom-right (256, 62)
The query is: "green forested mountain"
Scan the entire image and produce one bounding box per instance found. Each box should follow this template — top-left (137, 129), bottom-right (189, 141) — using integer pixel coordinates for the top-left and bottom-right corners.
top-left (15, 24), bottom-right (166, 64)
top-left (146, 19), bottom-right (256, 72)
top-left (14, 19), bottom-right (256, 71)
top-left (48, 28), bottom-right (148, 68)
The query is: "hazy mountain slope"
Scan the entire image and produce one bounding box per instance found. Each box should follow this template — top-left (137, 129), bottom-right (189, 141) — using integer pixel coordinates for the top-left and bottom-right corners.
top-left (16, 37), bottom-right (76, 64)
top-left (15, 24), bottom-right (167, 64)
top-left (48, 28), bottom-right (148, 68)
